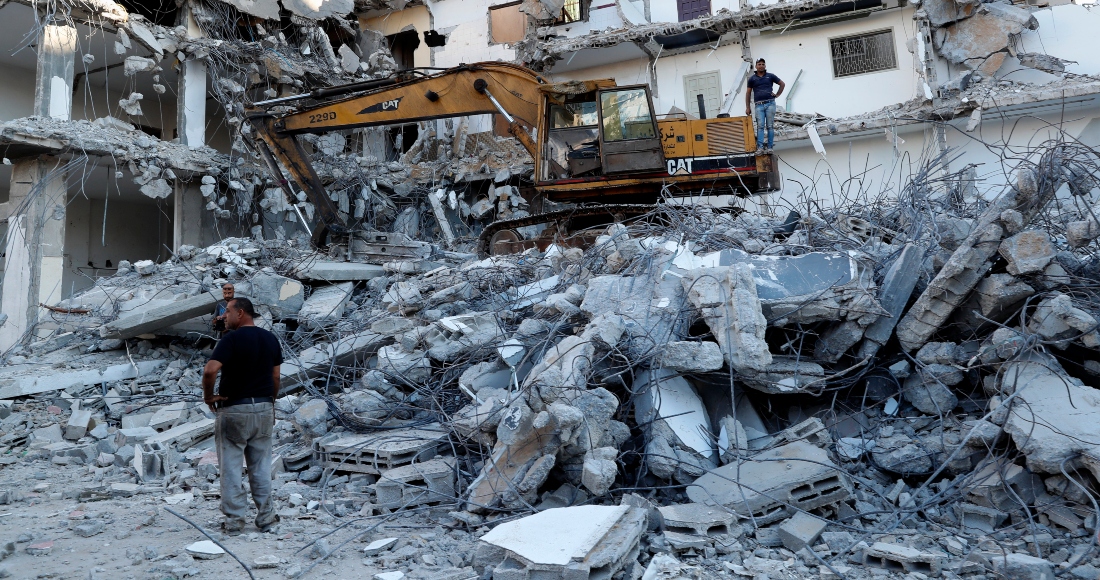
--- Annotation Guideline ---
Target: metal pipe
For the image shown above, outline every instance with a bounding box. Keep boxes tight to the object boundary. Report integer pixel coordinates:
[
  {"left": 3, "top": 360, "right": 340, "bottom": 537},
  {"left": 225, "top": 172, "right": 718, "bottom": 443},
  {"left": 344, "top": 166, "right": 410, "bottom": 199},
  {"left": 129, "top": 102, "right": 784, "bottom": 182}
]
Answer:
[
  {"left": 481, "top": 88, "right": 515, "bottom": 123},
  {"left": 252, "top": 77, "right": 398, "bottom": 107}
]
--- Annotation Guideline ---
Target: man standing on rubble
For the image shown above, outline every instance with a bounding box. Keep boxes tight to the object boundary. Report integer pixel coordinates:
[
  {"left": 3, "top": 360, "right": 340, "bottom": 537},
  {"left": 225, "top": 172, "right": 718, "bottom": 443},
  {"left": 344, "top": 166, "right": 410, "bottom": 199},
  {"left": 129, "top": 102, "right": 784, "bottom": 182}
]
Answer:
[
  {"left": 211, "top": 282, "right": 235, "bottom": 338},
  {"left": 745, "top": 58, "right": 785, "bottom": 153},
  {"left": 202, "top": 297, "right": 283, "bottom": 535}
]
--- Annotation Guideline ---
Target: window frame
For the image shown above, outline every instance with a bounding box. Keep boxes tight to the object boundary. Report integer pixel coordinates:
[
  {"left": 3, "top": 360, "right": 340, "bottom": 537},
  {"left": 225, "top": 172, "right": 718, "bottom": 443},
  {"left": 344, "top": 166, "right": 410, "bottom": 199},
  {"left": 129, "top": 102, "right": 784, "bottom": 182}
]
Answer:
[
  {"left": 554, "top": 0, "right": 590, "bottom": 25},
  {"left": 828, "top": 28, "right": 899, "bottom": 79}
]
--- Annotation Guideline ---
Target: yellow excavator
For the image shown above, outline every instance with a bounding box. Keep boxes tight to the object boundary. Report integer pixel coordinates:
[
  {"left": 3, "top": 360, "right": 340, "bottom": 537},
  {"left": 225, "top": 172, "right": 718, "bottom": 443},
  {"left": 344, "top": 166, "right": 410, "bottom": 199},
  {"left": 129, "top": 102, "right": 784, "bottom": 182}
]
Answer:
[{"left": 246, "top": 62, "right": 779, "bottom": 256}]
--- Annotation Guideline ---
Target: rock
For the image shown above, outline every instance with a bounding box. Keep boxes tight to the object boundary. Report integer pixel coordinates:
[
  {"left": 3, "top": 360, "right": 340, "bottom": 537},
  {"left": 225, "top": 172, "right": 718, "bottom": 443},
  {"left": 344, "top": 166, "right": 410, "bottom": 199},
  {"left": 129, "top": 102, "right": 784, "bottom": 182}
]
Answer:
[
  {"left": 254, "top": 555, "right": 280, "bottom": 568},
  {"left": 133, "top": 260, "right": 156, "bottom": 275},
  {"left": 580, "top": 447, "right": 618, "bottom": 496},
  {"left": 73, "top": 520, "right": 105, "bottom": 537},
  {"left": 294, "top": 399, "right": 330, "bottom": 438},
  {"left": 363, "top": 537, "right": 398, "bottom": 556},
  {"left": 655, "top": 341, "right": 724, "bottom": 373},
  {"left": 248, "top": 272, "right": 306, "bottom": 318},
  {"left": 185, "top": 540, "right": 225, "bottom": 559},
  {"left": 999, "top": 230, "right": 1056, "bottom": 275},
  {"left": 902, "top": 366, "right": 960, "bottom": 415},
  {"left": 777, "top": 511, "right": 828, "bottom": 552},
  {"left": 990, "top": 553, "right": 1056, "bottom": 580}
]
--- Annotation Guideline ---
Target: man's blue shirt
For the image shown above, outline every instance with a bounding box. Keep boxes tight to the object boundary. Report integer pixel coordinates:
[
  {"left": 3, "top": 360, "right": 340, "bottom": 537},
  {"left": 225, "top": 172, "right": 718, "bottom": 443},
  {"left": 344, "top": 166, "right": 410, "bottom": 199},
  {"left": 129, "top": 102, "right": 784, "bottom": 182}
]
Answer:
[{"left": 748, "top": 72, "right": 782, "bottom": 103}]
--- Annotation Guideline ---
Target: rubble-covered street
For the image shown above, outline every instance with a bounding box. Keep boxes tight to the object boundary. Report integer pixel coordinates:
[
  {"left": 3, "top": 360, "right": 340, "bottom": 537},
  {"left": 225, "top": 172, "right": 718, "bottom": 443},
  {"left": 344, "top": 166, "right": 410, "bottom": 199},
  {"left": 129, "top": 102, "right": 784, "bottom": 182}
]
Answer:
[{"left": 2, "top": 132, "right": 1100, "bottom": 580}]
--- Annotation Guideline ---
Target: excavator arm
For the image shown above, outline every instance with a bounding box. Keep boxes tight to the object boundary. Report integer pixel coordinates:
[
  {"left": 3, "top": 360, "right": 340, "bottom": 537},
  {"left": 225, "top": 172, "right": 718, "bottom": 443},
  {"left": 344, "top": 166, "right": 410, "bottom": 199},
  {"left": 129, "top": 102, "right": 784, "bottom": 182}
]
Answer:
[{"left": 246, "top": 62, "right": 546, "bottom": 248}]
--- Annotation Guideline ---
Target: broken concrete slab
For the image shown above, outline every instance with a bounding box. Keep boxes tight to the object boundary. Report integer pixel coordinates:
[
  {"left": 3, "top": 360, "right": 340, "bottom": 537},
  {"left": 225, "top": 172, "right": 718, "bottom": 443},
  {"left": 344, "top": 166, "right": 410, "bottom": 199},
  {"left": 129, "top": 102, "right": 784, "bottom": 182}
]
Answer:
[
  {"left": 298, "top": 282, "right": 354, "bottom": 329},
  {"left": 655, "top": 341, "right": 725, "bottom": 373},
  {"left": 281, "top": 0, "right": 353, "bottom": 19},
  {"left": 64, "top": 409, "right": 93, "bottom": 440},
  {"left": 939, "top": 3, "right": 1038, "bottom": 65},
  {"left": 1001, "top": 352, "right": 1100, "bottom": 482},
  {"left": 634, "top": 369, "right": 716, "bottom": 465},
  {"left": 280, "top": 330, "right": 390, "bottom": 392},
  {"left": 143, "top": 418, "right": 214, "bottom": 451},
  {"left": 99, "top": 293, "right": 219, "bottom": 339},
  {"left": 0, "top": 360, "right": 164, "bottom": 399},
  {"left": 247, "top": 272, "right": 306, "bottom": 318},
  {"left": 999, "top": 230, "right": 1056, "bottom": 275},
  {"left": 475, "top": 505, "right": 646, "bottom": 579},
  {"left": 687, "top": 441, "right": 851, "bottom": 524},
  {"left": 683, "top": 264, "right": 771, "bottom": 372},
  {"left": 858, "top": 243, "right": 923, "bottom": 359},
  {"left": 657, "top": 503, "right": 737, "bottom": 536},
  {"left": 294, "top": 261, "right": 385, "bottom": 282},
  {"left": 738, "top": 357, "right": 825, "bottom": 394},
  {"left": 212, "top": 0, "right": 280, "bottom": 19},
  {"left": 375, "top": 457, "right": 456, "bottom": 508}
]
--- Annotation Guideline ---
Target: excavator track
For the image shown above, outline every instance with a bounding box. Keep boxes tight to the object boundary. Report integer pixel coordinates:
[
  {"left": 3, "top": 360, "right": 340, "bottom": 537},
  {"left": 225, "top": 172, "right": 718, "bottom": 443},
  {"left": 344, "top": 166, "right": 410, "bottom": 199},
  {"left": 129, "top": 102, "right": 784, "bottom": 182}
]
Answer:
[{"left": 477, "top": 204, "right": 661, "bottom": 257}]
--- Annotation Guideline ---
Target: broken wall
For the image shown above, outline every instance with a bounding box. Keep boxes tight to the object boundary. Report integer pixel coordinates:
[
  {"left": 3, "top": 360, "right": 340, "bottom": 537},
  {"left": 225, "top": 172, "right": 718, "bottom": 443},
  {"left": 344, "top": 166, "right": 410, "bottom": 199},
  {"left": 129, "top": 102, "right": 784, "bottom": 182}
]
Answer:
[
  {"left": 359, "top": 5, "right": 434, "bottom": 68},
  {"left": 985, "top": 3, "right": 1100, "bottom": 85}
]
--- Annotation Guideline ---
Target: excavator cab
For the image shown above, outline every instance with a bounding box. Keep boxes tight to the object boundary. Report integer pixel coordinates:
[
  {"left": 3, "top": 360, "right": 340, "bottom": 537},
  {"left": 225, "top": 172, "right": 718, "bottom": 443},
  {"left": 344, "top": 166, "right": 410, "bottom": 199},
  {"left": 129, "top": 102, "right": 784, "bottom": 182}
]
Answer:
[{"left": 541, "top": 85, "right": 664, "bottom": 181}]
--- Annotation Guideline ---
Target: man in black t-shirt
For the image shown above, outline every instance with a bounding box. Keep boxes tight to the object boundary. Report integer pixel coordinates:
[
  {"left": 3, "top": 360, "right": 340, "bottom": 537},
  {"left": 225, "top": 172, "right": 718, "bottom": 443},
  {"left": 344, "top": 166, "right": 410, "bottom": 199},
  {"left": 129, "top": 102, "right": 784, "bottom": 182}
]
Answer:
[
  {"left": 744, "top": 58, "right": 785, "bottom": 153},
  {"left": 202, "top": 297, "right": 283, "bottom": 534}
]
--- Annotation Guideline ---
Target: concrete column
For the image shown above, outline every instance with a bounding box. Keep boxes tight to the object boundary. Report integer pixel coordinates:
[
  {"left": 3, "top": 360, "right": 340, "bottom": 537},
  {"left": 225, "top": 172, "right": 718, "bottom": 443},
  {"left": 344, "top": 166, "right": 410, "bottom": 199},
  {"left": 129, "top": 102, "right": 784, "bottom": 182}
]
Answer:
[
  {"left": 34, "top": 23, "right": 77, "bottom": 120},
  {"left": 0, "top": 157, "right": 68, "bottom": 351},
  {"left": 173, "top": 180, "right": 204, "bottom": 250},
  {"left": 177, "top": 4, "right": 207, "bottom": 148},
  {"left": 173, "top": 3, "right": 207, "bottom": 251}
]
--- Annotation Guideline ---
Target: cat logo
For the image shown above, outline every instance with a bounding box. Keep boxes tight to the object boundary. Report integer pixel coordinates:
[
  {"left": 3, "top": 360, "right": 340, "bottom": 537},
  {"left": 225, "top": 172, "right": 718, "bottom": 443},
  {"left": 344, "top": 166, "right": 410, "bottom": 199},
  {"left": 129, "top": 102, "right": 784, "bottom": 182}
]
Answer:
[
  {"left": 357, "top": 97, "right": 403, "bottom": 115},
  {"left": 666, "top": 158, "right": 693, "bottom": 176}
]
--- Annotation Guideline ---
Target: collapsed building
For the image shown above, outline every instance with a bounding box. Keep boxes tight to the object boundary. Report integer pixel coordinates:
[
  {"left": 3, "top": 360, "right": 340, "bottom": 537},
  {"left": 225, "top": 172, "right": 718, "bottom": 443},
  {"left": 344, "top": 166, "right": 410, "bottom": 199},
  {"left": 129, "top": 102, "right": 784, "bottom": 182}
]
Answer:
[{"left": 1, "top": 0, "right": 1100, "bottom": 578}]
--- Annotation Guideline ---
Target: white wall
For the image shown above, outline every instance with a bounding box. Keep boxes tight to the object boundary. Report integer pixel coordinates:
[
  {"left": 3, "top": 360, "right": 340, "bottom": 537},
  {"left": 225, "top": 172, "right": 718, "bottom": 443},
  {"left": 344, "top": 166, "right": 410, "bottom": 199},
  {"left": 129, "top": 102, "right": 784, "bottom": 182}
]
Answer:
[
  {"left": 993, "top": 4, "right": 1100, "bottom": 85},
  {"left": 749, "top": 7, "right": 918, "bottom": 118},
  {"left": 424, "top": 0, "right": 517, "bottom": 68},
  {"left": 362, "top": 6, "right": 435, "bottom": 68}
]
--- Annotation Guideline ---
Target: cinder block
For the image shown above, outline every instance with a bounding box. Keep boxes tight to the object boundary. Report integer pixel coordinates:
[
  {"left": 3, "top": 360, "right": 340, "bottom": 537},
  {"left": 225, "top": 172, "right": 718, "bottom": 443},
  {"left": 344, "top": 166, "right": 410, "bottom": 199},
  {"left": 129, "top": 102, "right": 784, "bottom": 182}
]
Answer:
[
  {"left": 64, "top": 409, "right": 93, "bottom": 440},
  {"left": 778, "top": 511, "right": 828, "bottom": 552},
  {"left": 862, "top": 542, "right": 943, "bottom": 576},
  {"left": 374, "top": 457, "right": 455, "bottom": 509}
]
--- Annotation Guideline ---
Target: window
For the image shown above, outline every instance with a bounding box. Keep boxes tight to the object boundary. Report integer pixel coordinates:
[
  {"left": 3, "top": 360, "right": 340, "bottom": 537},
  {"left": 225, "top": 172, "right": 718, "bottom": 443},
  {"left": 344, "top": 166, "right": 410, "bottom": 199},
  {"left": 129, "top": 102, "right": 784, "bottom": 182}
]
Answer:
[
  {"left": 555, "top": 0, "right": 588, "bottom": 24},
  {"left": 678, "top": 0, "right": 711, "bottom": 21},
  {"left": 550, "top": 102, "right": 598, "bottom": 128},
  {"left": 490, "top": 2, "right": 527, "bottom": 44},
  {"left": 600, "top": 89, "right": 656, "bottom": 142},
  {"left": 829, "top": 29, "right": 898, "bottom": 78}
]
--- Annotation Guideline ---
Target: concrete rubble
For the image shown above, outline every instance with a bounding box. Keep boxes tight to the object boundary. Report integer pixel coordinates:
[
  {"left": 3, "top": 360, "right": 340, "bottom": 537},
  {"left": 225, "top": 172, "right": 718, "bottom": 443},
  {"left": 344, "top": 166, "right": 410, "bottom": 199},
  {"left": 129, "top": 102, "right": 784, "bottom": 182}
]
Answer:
[
  {"left": 0, "top": 0, "right": 1098, "bottom": 577},
  {"left": 3, "top": 141, "right": 1098, "bottom": 578}
]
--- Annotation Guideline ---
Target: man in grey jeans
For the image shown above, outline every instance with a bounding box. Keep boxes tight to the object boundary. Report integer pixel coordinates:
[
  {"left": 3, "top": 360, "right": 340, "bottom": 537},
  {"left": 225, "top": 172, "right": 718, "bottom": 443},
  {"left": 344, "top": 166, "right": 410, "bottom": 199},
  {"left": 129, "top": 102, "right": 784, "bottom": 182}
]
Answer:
[{"left": 202, "top": 297, "right": 283, "bottom": 534}]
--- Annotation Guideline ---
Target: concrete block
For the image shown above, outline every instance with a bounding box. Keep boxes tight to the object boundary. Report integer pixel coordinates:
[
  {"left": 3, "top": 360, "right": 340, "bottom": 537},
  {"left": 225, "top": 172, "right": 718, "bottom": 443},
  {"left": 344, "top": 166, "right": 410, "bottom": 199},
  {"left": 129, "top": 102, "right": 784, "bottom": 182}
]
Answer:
[
  {"left": 687, "top": 441, "right": 851, "bottom": 524},
  {"left": 298, "top": 282, "right": 354, "bottom": 329},
  {"left": 956, "top": 502, "right": 1007, "bottom": 533},
  {"left": 374, "top": 457, "right": 455, "bottom": 508},
  {"left": 655, "top": 341, "right": 724, "bottom": 373},
  {"left": 64, "top": 410, "right": 93, "bottom": 440},
  {"left": 33, "top": 423, "right": 64, "bottom": 443},
  {"left": 990, "top": 553, "right": 1056, "bottom": 580},
  {"left": 657, "top": 503, "right": 737, "bottom": 536},
  {"left": 777, "top": 511, "right": 828, "bottom": 552},
  {"left": 148, "top": 402, "right": 187, "bottom": 432},
  {"left": 1000, "top": 230, "right": 1056, "bottom": 276},
  {"left": 861, "top": 542, "right": 944, "bottom": 576},
  {"left": 99, "top": 294, "right": 219, "bottom": 340},
  {"left": 117, "top": 427, "right": 158, "bottom": 445},
  {"left": 248, "top": 272, "right": 305, "bottom": 318},
  {"left": 313, "top": 424, "right": 445, "bottom": 475},
  {"left": 121, "top": 413, "right": 153, "bottom": 429}
]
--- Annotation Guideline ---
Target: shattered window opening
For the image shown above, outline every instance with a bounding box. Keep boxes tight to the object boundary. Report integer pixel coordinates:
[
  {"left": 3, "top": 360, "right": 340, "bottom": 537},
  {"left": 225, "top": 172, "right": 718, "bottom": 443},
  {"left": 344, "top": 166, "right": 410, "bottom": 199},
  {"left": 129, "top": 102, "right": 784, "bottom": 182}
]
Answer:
[
  {"left": 829, "top": 28, "right": 898, "bottom": 78},
  {"left": 555, "top": 0, "right": 589, "bottom": 25}
]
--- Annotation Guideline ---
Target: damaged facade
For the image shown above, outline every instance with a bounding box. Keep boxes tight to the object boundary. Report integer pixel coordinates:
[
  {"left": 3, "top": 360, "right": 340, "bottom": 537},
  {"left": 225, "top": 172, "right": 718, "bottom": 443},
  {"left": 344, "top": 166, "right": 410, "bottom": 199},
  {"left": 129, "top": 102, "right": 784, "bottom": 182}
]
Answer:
[{"left": 0, "top": 0, "right": 1099, "bottom": 578}]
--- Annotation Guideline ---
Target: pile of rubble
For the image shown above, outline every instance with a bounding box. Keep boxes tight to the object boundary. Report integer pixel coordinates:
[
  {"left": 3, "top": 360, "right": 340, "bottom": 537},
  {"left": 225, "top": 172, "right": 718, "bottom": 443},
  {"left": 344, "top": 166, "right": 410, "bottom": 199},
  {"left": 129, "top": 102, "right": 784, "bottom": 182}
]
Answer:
[{"left": 2, "top": 140, "right": 1100, "bottom": 580}]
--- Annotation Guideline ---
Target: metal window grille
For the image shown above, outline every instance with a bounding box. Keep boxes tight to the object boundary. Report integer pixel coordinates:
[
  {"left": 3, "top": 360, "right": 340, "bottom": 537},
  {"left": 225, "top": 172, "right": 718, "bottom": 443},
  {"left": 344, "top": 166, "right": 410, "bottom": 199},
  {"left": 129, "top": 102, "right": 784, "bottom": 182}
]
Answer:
[
  {"left": 830, "top": 29, "right": 897, "bottom": 78},
  {"left": 556, "top": 0, "right": 585, "bottom": 24}
]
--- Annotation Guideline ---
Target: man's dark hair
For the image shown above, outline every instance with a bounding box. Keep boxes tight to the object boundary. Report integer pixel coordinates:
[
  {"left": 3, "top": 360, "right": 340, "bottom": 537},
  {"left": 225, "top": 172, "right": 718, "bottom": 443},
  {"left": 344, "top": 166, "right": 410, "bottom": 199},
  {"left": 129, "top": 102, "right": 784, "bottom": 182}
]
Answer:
[
  {"left": 228, "top": 297, "right": 258, "bottom": 318},
  {"left": 756, "top": 58, "right": 766, "bottom": 64}
]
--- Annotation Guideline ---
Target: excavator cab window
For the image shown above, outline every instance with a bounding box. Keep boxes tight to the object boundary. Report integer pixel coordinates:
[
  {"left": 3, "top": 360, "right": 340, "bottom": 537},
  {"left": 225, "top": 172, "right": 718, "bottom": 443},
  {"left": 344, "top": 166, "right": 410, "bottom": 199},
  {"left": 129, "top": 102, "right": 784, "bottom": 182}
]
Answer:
[
  {"left": 545, "top": 92, "right": 602, "bottom": 180},
  {"left": 596, "top": 86, "right": 665, "bottom": 174}
]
